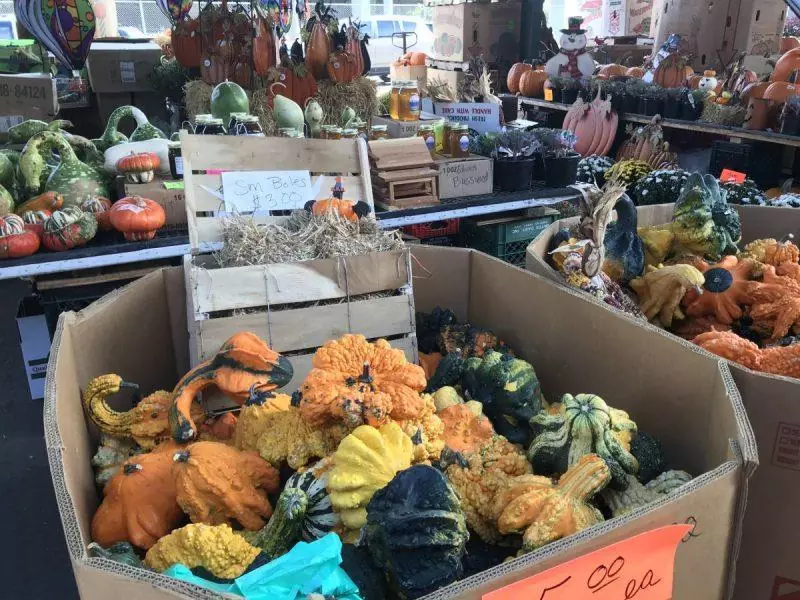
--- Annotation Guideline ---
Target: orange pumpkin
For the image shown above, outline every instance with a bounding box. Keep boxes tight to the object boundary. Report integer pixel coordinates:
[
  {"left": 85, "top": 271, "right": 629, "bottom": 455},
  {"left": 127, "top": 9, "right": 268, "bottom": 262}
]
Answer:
[
  {"left": 763, "top": 81, "right": 799, "bottom": 104},
  {"left": 507, "top": 62, "right": 533, "bottom": 94},
  {"left": 598, "top": 63, "right": 626, "bottom": 78},
  {"left": 109, "top": 196, "right": 166, "bottom": 242},
  {"left": 327, "top": 50, "right": 359, "bottom": 83},
  {"left": 653, "top": 53, "right": 690, "bottom": 88},
  {"left": 272, "top": 63, "right": 319, "bottom": 108},
  {"left": 173, "top": 18, "right": 201, "bottom": 69},
  {"left": 741, "top": 81, "right": 771, "bottom": 103},
  {"left": 625, "top": 66, "right": 645, "bottom": 78},
  {"left": 771, "top": 48, "right": 800, "bottom": 82},
  {"left": 15, "top": 191, "right": 63, "bottom": 216},
  {"left": 519, "top": 68, "right": 548, "bottom": 98},
  {"left": 253, "top": 16, "right": 277, "bottom": 77},
  {"left": 305, "top": 2, "right": 334, "bottom": 80},
  {"left": 781, "top": 36, "right": 800, "bottom": 54},
  {"left": 402, "top": 51, "right": 427, "bottom": 66}
]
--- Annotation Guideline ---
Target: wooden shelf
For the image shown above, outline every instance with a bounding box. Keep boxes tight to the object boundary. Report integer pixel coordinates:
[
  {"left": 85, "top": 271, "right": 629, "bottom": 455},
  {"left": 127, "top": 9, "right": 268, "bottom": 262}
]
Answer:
[{"left": 519, "top": 97, "right": 800, "bottom": 148}]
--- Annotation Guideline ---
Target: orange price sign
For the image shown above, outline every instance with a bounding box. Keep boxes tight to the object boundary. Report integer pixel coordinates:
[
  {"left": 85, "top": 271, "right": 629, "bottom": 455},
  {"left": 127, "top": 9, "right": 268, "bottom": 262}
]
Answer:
[
  {"left": 483, "top": 524, "right": 691, "bottom": 600},
  {"left": 544, "top": 88, "right": 554, "bottom": 102},
  {"left": 720, "top": 169, "right": 746, "bottom": 184}
]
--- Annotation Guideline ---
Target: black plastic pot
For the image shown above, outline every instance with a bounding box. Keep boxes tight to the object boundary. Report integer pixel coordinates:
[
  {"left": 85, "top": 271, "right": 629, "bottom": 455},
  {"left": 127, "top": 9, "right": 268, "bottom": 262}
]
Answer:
[
  {"left": 609, "top": 94, "right": 624, "bottom": 113},
  {"left": 781, "top": 111, "right": 800, "bottom": 136},
  {"left": 662, "top": 100, "right": 680, "bottom": 119},
  {"left": 543, "top": 153, "right": 580, "bottom": 187},
  {"left": 679, "top": 100, "right": 702, "bottom": 121},
  {"left": 494, "top": 158, "right": 535, "bottom": 191},
  {"left": 622, "top": 94, "right": 639, "bottom": 114},
  {"left": 639, "top": 97, "right": 664, "bottom": 117},
  {"left": 550, "top": 88, "right": 563, "bottom": 103},
  {"left": 531, "top": 154, "right": 545, "bottom": 183},
  {"left": 562, "top": 88, "right": 579, "bottom": 104}
]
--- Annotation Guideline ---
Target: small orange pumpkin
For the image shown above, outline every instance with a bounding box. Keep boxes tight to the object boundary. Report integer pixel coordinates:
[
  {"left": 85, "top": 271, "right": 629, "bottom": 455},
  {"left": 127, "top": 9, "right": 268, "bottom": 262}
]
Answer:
[
  {"left": 402, "top": 51, "right": 427, "bottom": 66},
  {"left": 519, "top": 68, "right": 548, "bottom": 98},
  {"left": 625, "top": 66, "right": 645, "bottom": 78},
  {"left": 305, "top": 177, "right": 370, "bottom": 221},
  {"left": 507, "top": 62, "right": 533, "bottom": 94},
  {"left": 598, "top": 63, "right": 626, "bottom": 78},
  {"left": 116, "top": 152, "right": 161, "bottom": 184},
  {"left": 109, "top": 196, "right": 166, "bottom": 242}
]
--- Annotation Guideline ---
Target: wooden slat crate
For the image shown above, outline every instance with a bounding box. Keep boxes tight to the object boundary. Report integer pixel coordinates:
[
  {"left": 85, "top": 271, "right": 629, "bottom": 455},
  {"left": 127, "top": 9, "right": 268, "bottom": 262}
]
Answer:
[
  {"left": 369, "top": 138, "right": 439, "bottom": 210},
  {"left": 181, "top": 133, "right": 418, "bottom": 393}
]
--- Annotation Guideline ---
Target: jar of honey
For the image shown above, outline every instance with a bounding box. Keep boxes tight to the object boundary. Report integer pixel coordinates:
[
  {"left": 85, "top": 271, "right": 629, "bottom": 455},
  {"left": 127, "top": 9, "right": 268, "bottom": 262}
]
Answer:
[
  {"left": 353, "top": 121, "right": 369, "bottom": 139},
  {"left": 326, "top": 127, "right": 343, "bottom": 140},
  {"left": 450, "top": 123, "right": 470, "bottom": 158},
  {"left": 193, "top": 114, "right": 211, "bottom": 134},
  {"left": 342, "top": 128, "right": 358, "bottom": 139},
  {"left": 390, "top": 80, "right": 403, "bottom": 120},
  {"left": 279, "top": 127, "right": 300, "bottom": 137},
  {"left": 370, "top": 125, "right": 389, "bottom": 140},
  {"left": 400, "top": 81, "right": 420, "bottom": 121},
  {"left": 418, "top": 124, "right": 436, "bottom": 156},
  {"left": 227, "top": 112, "right": 247, "bottom": 134},
  {"left": 441, "top": 121, "right": 452, "bottom": 154}
]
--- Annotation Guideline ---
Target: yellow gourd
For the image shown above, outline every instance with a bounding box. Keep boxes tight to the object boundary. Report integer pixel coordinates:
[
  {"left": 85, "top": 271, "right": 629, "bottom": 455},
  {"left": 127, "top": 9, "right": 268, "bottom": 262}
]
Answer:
[
  {"left": 327, "top": 422, "right": 413, "bottom": 531},
  {"left": 233, "top": 393, "right": 292, "bottom": 451},
  {"left": 144, "top": 523, "right": 260, "bottom": 578}
]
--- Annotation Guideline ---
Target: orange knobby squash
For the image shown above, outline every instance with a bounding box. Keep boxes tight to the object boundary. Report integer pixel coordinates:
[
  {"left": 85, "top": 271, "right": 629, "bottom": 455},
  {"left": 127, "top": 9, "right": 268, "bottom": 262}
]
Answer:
[
  {"left": 519, "top": 68, "right": 548, "bottom": 98},
  {"left": 507, "top": 62, "right": 532, "bottom": 94}
]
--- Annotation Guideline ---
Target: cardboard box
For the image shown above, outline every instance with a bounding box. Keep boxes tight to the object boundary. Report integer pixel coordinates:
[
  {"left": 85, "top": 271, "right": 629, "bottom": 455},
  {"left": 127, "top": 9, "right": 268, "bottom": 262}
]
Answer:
[
  {"left": 0, "top": 73, "right": 58, "bottom": 130},
  {"left": 602, "top": 0, "right": 654, "bottom": 37},
  {"left": 87, "top": 42, "right": 162, "bottom": 93},
  {"left": 121, "top": 179, "right": 186, "bottom": 227},
  {"left": 390, "top": 64, "right": 427, "bottom": 88},
  {"left": 436, "top": 154, "right": 493, "bottom": 199},
  {"left": 372, "top": 115, "right": 440, "bottom": 138},
  {"left": 426, "top": 67, "right": 466, "bottom": 94},
  {"left": 430, "top": 0, "right": 522, "bottom": 66},
  {"left": 45, "top": 246, "right": 756, "bottom": 599},
  {"left": 95, "top": 91, "right": 165, "bottom": 126},
  {"left": 526, "top": 203, "right": 800, "bottom": 600}
]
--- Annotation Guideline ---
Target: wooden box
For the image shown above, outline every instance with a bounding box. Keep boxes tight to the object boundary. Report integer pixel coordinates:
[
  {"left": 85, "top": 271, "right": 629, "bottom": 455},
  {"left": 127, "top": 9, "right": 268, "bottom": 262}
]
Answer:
[
  {"left": 181, "top": 134, "right": 418, "bottom": 392},
  {"left": 118, "top": 177, "right": 186, "bottom": 227}
]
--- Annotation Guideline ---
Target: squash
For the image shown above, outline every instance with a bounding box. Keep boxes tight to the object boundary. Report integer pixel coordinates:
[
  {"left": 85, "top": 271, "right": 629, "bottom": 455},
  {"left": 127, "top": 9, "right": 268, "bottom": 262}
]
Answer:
[
  {"left": 629, "top": 264, "right": 705, "bottom": 327},
  {"left": 693, "top": 330, "right": 800, "bottom": 378},
  {"left": 91, "top": 434, "right": 138, "bottom": 488},
  {"left": 438, "top": 322, "right": 508, "bottom": 358},
  {"left": 397, "top": 393, "right": 445, "bottom": 464},
  {"left": 42, "top": 206, "right": 97, "bottom": 251},
  {"left": 80, "top": 197, "right": 113, "bottom": 232},
  {"left": 305, "top": 0, "right": 335, "bottom": 79},
  {"left": 438, "top": 403, "right": 494, "bottom": 454},
  {"left": 741, "top": 236, "right": 800, "bottom": 266},
  {"left": 602, "top": 194, "right": 645, "bottom": 283},
  {"left": 432, "top": 385, "right": 463, "bottom": 412},
  {"left": 763, "top": 81, "right": 798, "bottom": 104},
  {"left": 270, "top": 81, "right": 306, "bottom": 131},
  {"left": 84, "top": 374, "right": 205, "bottom": 450},
  {"left": 14, "top": 191, "right": 63, "bottom": 215},
  {"left": 297, "top": 334, "right": 427, "bottom": 428},
  {"left": 169, "top": 331, "right": 293, "bottom": 443},
  {"left": 626, "top": 66, "right": 645, "bottom": 78},
  {"left": 255, "top": 407, "right": 350, "bottom": 469},
  {"left": 341, "top": 545, "right": 389, "bottom": 600},
  {"left": 115, "top": 152, "right": 160, "bottom": 184},
  {"left": 771, "top": 47, "right": 800, "bottom": 82},
  {"left": 507, "top": 62, "right": 532, "bottom": 93},
  {"left": 629, "top": 431, "right": 668, "bottom": 483},
  {"left": 108, "top": 196, "right": 166, "bottom": 242},
  {"left": 91, "top": 449, "right": 183, "bottom": 550},
  {"left": 529, "top": 393, "right": 639, "bottom": 489},
  {"left": 749, "top": 265, "right": 800, "bottom": 340},
  {"left": 0, "top": 214, "right": 39, "bottom": 259},
  {"left": 305, "top": 177, "right": 370, "bottom": 220},
  {"left": 104, "top": 138, "right": 171, "bottom": 176},
  {"left": 681, "top": 257, "right": 758, "bottom": 325},
  {"left": 246, "top": 487, "right": 308, "bottom": 560},
  {"left": 283, "top": 460, "right": 340, "bottom": 541},
  {"left": 145, "top": 523, "right": 260, "bottom": 578},
  {"left": 424, "top": 352, "right": 464, "bottom": 393},
  {"left": 494, "top": 454, "right": 610, "bottom": 551},
  {"left": 599, "top": 63, "right": 626, "bottom": 78},
  {"left": 653, "top": 53, "right": 690, "bottom": 88},
  {"left": 87, "top": 542, "right": 143, "bottom": 568},
  {"left": 92, "top": 106, "right": 166, "bottom": 153},
  {"left": 462, "top": 349, "right": 545, "bottom": 445},
  {"left": 327, "top": 422, "right": 413, "bottom": 532},
  {"left": 364, "top": 465, "right": 468, "bottom": 599},
  {"left": 172, "top": 441, "right": 281, "bottom": 530},
  {"left": 233, "top": 391, "right": 292, "bottom": 452},
  {"left": 518, "top": 68, "right": 548, "bottom": 98},
  {"left": 601, "top": 470, "right": 692, "bottom": 517}
]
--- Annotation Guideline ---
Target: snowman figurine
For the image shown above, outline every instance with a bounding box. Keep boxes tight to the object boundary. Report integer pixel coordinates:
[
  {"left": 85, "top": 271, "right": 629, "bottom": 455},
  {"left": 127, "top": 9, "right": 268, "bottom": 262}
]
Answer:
[
  {"left": 545, "top": 17, "right": 594, "bottom": 80},
  {"left": 697, "top": 70, "right": 718, "bottom": 94}
]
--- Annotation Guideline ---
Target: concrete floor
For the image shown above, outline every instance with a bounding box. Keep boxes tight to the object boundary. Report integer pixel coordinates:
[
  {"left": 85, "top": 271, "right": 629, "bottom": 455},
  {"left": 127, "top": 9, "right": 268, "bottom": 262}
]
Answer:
[{"left": 1, "top": 278, "right": 79, "bottom": 599}]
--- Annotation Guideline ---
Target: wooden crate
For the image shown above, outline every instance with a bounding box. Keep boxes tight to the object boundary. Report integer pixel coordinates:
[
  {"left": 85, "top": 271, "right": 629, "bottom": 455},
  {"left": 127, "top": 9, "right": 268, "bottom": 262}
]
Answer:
[
  {"left": 369, "top": 138, "right": 439, "bottom": 209},
  {"left": 181, "top": 133, "right": 417, "bottom": 392}
]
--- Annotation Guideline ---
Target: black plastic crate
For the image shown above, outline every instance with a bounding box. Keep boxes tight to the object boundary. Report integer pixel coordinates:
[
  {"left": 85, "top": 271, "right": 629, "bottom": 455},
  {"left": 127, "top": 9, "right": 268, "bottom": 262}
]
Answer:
[{"left": 709, "top": 141, "right": 782, "bottom": 190}]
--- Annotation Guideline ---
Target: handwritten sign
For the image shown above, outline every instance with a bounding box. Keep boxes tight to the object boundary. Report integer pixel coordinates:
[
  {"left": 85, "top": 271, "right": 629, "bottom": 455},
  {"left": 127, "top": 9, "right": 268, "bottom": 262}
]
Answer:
[
  {"left": 719, "top": 169, "right": 746, "bottom": 184},
  {"left": 433, "top": 102, "right": 501, "bottom": 134},
  {"left": 483, "top": 524, "right": 691, "bottom": 600},
  {"left": 221, "top": 170, "right": 314, "bottom": 212}
]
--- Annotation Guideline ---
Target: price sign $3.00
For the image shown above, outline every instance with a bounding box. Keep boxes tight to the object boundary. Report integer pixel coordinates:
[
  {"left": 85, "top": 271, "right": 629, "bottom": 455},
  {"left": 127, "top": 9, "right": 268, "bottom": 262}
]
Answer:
[{"left": 483, "top": 524, "right": 692, "bottom": 600}]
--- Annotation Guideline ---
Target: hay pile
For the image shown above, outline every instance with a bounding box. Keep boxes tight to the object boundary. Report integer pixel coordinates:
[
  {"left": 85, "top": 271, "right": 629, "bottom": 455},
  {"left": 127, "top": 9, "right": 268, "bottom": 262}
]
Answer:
[
  {"left": 700, "top": 102, "right": 747, "bottom": 127},
  {"left": 214, "top": 210, "right": 404, "bottom": 268}
]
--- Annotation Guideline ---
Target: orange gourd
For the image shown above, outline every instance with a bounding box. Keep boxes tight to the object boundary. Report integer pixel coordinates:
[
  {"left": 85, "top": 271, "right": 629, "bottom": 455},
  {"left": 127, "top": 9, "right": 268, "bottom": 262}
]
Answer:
[
  {"left": 741, "top": 237, "right": 800, "bottom": 266},
  {"left": 109, "top": 196, "right": 166, "bottom": 241},
  {"left": 682, "top": 256, "right": 759, "bottom": 325},
  {"left": 14, "top": 191, "right": 63, "bottom": 216},
  {"left": 402, "top": 51, "right": 427, "bottom": 66},
  {"left": 694, "top": 330, "right": 800, "bottom": 378},
  {"left": 749, "top": 265, "right": 800, "bottom": 340},
  {"left": 253, "top": 16, "right": 277, "bottom": 77},
  {"left": 763, "top": 81, "right": 798, "bottom": 104},
  {"left": 771, "top": 48, "right": 800, "bottom": 82},
  {"left": 507, "top": 62, "right": 532, "bottom": 94},
  {"left": 438, "top": 403, "right": 494, "bottom": 453},
  {"left": 519, "top": 69, "right": 548, "bottom": 98},
  {"left": 626, "top": 66, "right": 645, "bottom": 78},
  {"left": 599, "top": 63, "right": 626, "bottom": 78}
]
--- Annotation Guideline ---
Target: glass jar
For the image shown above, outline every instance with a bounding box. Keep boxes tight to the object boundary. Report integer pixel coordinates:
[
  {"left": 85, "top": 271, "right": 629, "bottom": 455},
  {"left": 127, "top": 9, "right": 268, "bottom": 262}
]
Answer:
[
  {"left": 202, "top": 118, "right": 226, "bottom": 135},
  {"left": 353, "top": 120, "right": 368, "bottom": 139},
  {"left": 441, "top": 120, "right": 452, "bottom": 154},
  {"left": 326, "top": 127, "right": 343, "bottom": 140},
  {"left": 450, "top": 124, "right": 470, "bottom": 158},
  {"left": 227, "top": 112, "right": 247, "bottom": 134},
  {"left": 236, "top": 115, "right": 265, "bottom": 136},
  {"left": 168, "top": 141, "right": 183, "bottom": 179},
  {"left": 418, "top": 124, "right": 436, "bottom": 156},
  {"left": 278, "top": 127, "right": 300, "bottom": 137},
  {"left": 370, "top": 125, "right": 389, "bottom": 140},
  {"left": 390, "top": 80, "right": 403, "bottom": 120},
  {"left": 193, "top": 114, "right": 211, "bottom": 134},
  {"left": 400, "top": 80, "right": 420, "bottom": 121},
  {"left": 342, "top": 128, "right": 358, "bottom": 139}
]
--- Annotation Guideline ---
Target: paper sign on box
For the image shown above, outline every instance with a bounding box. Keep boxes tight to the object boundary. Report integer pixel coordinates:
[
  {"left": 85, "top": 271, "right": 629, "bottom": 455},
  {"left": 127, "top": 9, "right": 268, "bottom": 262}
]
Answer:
[
  {"left": 433, "top": 102, "right": 501, "bottom": 134},
  {"left": 221, "top": 170, "right": 319, "bottom": 212}
]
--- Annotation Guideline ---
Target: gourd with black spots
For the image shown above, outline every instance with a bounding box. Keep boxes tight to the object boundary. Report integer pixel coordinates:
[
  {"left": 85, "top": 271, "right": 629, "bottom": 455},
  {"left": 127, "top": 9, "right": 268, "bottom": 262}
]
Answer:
[{"left": 92, "top": 106, "right": 166, "bottom": 152}]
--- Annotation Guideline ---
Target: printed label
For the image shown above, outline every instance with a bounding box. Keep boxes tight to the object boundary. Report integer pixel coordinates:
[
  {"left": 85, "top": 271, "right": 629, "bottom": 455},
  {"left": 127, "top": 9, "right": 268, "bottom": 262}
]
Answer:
[
  {"left": 409, "top": 94, "right": 421, "bottom": 114},
  {"left": 120, "top": 60, "right": 136, "bottom": 83},
  {"left": 174, "top": 156, "right": 184, "bottom": 176},
  {"left": 115, "top": 203, "right": 145, "bottom": 214},
  {"left": 544, "top": 88, "right": 554, "bottom": 101},
  {"left": 459, "top": 134, "right": 469, "bottom": 152},
  {"left": 772, "top": 422, "right": 800, "bottom": 471},
  {"left": 424, "top": 135, "right": 435, "bottom": 150}
]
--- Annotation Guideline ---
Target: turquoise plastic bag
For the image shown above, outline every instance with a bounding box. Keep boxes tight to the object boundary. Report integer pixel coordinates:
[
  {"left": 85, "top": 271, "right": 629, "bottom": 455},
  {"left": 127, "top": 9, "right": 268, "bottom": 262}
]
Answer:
[{"left": 163, "top": 533, "right": 361, "bottom": 600}]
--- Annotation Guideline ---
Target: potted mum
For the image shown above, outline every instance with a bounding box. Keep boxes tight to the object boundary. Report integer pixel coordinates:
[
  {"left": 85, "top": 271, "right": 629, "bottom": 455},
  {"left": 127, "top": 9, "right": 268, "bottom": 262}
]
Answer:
[
  {"left": 491, "top": 130, "right": 541, "bottom": 192},
  {"left": 623, "top": 78, "right": 647, "bottom": 114},
  {"left": 561, "top": 77, "right": 583, "bottom": 105},
  {"left": 536, "top": 128, "right": 580, "bottom": 187},
  {"left": 663, "top": 87, "right": 686, "bottom": 119},
  {"left": 680, "top": 89, "right": 706, "bottom": 121},
  {"left": 639, "top": 84, "right": 666, "bottom": 117}
]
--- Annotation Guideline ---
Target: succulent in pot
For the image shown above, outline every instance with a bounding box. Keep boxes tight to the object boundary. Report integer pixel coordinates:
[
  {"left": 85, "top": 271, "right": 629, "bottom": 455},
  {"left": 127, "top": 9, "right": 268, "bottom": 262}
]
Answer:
[
  {"left": 109, "top": 196, "right": 166, "bottom": 241},
  {"left": 0, "top": 214, "right": 40, "bottom": 259},
  {"left": 42, "top": 206, "right": 98, "bottom": 251},
  {"left": 491, "top": 130, "right": 541, "bottom": 192},
  {"left": 116, "top": 152, "right": 161, "bottom": 183}
]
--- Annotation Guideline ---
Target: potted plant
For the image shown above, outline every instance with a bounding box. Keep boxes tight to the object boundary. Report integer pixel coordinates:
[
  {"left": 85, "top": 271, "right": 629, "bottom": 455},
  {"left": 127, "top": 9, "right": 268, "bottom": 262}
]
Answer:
[
  {"left": 536, "top": 128, "right": 580, "bottom": 187},
  {"left": 680, "top": 89, "right": 706, "bottom": 121},
  {"left": 639, "top": 84, "right": 666, "bottom": 116},
  {"left": 491, "top": 130, "right": 541, "bottom": 192},
  {"left": 545, "top": 76, "right": 566, "bottom": 103},
  {"left": 781, "top": 96, "right": 800, "bottom": 135},
  {"left": 607, "top": 79, "right": 626, "bottom": 113},
  {"left": 623, "top": 78, "right": 647, "bottom": 113},
  {"left": 561, "top": 77, "right": 582, "bottom": 105},
  {"left": 663, "top": 87, "right": 686, "bottom": 119}
]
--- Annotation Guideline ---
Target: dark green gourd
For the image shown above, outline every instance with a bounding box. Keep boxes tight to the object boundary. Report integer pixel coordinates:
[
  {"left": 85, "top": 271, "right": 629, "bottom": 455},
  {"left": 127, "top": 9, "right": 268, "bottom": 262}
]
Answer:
[
  {"left": 603, "top": 193, "right": 645, "bottom": 284},
  {"left": 249, "top": 487, "right": 307, "bottom": 560}
]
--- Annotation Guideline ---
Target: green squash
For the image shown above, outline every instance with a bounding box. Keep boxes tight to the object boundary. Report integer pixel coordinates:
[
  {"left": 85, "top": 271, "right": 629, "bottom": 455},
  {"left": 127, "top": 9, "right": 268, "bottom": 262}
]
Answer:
[
  {"left": 248, "top": 487, "right": 307, "bottom": 560},
  {"left": 529, "top": 393, "right": 639, "bottom": 489},
  {"left": 424, "top": 351, "right": 464, "bottom": 393},
  {"left": 0, "top": 184, "right": 14, "bottom": 215},
  {"left": 92, "top": 106, "right": 166, "bottom": 152},
  {"left": 601, "top": 470, "right": 692, "bottom": 517},
  {"left": 87, "top": 541, "right": 143, "bottom": 568},
  {"left": 416, "top": 307, "right": 458, "bottom": 354},
  {"left": 211, "top": 80, "right": 250, "bottom": 125},
  {"left": 603, "top": 194, "right": 644, "bottom": 284},
  {"left": 0, "top": 153, "right": 14, "bottom": 189},
  {"left": 365, "top": 465, "right": 468, "bottom": 599},
  {"left": 630, "top": 431, "right": 668, "bottom": 483},
  {"left": 462, "top": 350, "right": 545, "bottom": 445},
  {"left": 341, "top": 545, "right": 388, "bottom": 600},
  {"left": 91, "top": 434, "right": 139, "bottom": 488},
  {"left": 283, "top": 461, "right": 340, "bottom": 541},
  {"left": 7, "top": 118, "right": 72, "bottom": 144}
]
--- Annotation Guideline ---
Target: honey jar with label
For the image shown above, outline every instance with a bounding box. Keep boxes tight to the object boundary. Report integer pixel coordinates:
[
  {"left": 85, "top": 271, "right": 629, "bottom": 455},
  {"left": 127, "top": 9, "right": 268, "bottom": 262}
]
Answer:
[
  {"left": 370, "top": 125, "right": 389, "bottom": 140},
  {"left": 390, "top": 80, "right": 403, "bottom": 120},
  {"left": 441, "top": 120, "right": 452, "bottom": 154},
  {"left": 399, "top": 80, "right": 421, "bottom": 121},
  {"left": 418, "top": 124, "right": 436, "bottom": 156},
  {"left": 450, "top": 123, "right": 470, "bottom": 158}
]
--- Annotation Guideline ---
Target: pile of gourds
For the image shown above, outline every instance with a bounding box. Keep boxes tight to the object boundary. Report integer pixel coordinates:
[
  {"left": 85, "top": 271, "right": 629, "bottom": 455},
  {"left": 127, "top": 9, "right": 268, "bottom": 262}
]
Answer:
[
  {"left": 0, "top": 109, "right": 170, "bottom": 258},
  {"left": 548, "top": 172, "right": 800, "bottom": 379},
  {"left": 85, "top": 324, "right": 693, "bottom": 598}
]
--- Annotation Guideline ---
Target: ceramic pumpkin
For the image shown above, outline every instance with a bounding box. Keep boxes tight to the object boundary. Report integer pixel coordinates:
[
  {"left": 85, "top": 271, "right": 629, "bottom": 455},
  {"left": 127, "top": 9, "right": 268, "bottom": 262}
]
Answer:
[
  {"left": 108, "top": 196, "right": 166, "bottom": 241},
  {"left": 253, "top": 16, "right": 277, "bottom": 77},
  {"left": 519, "top": 68, "right": 548, "bottom": 98},
  {"left": 0, "top": 214, "right": 39, "bottom": 259},
  {"left": 173, "top": 18, "right": 202, "bottom": 68},
  {"left": 507, "top": 62, "right": 532, "bottom": 93},
  {"left": 771, "top": 47, "right": 800, "bottom": 82}
]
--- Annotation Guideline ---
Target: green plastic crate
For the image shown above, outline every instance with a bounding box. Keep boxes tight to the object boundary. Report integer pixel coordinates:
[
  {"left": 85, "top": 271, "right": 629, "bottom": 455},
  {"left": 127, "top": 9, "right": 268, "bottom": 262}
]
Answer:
[{"left": 463, "top": 215, "right": 555, "bottom": 266}]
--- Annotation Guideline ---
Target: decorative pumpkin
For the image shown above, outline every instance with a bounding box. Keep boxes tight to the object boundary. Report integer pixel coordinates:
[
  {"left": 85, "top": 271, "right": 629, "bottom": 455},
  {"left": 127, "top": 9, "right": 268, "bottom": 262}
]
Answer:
[
  {"left": 0, "top": 214, "right": 39, "bottom": 259},
  {"left": 629, "top": 264, "right": 705, "bottom": 327},
  {"left": 91, "top": 434, "right": 138, "bottom": 488},
  {"left": 438, "top": 403, "right": 494, "bottom": 454},
  {"left": 297, "top": 334, "right": 427, "bottom": 428},
  {"left": 444, "top": 435, "right": 531, "bottom": 543},
  {"left": 271, "top": 62, "right": 319, "bottom": 109},
  {"left": 172, "top": 441, "right": 281, "bottom": 530},
  {"left": 529, "top": 393, "right": 639, "bottom": 489},
  {"left": 304, "top": 178, "right": 371, "bottom": 221},
  {"left": 741, "top": 236, "right": 800, "bottom": 266},
  {"left": 327, "top": 422, "right": 413, "bottom": 531},
  {"left": 169, "top": 332, "right": 292, "bottom": 443},
  {"left": 681, "top": 256, "right": 758, "bottom": 325},
  {"left": 741, "top": 81, "right": 771, "bottom": 104},
  {"left": 91, "top": 450, "right": 183, "bottom": 550},
  {"left": 771, "top": 47, "right": 800, "bottom": 82},
  {"left": 397, "top": 392, "right": 445, "bottom": 463},
  {"left": 145, "top": 523, "right": 260, "bottom": 578},
  {"left": 42, "top": 206, "right": 97, "bottom": 252},
  {"left": 763, "top": 81, "right": 798, "bottom": 104},
  {"left": 255, "top": 407, "right": 350, "bottom": 469},
  {"left": 201, "top": 53, "right": 227, "bottom": 86},
  {"left": 598, "top": 63, "right": 626, "bottom": 78},
  {"left": 603, "top": 194, "right": 645, "bottom": 283},
  {"left": 84, "top": 374, "right": 205, "bottom": 450},
  {"left": 365, "top": 465, "right": 468, "bottom": 599},
  {"left": 233, "top": 390, "right": 292, "bottom": 452},
  {"left": 507, "top": 62, "right": 532, "bottom": 93},
  {"left": 283, "top": 460, "right": 339, "bottom": 541},
  {"left": 173, "top": 18, "right": 202, "bottom": 68},
  {"left": 327, "top": 30, "right": 359, "bottom": 83},
  {"left": 401, "top": 51, "right": 426, "bottom": 66},
  {"left": 653, "top": 53, "right": 691, "bottom": 88},
  {"left": 781, "top": 36, "right": 800, "bottom": 54},
  {"left": 345, "top": 22, "right": 365, "bottom": 77},
  {"left": 494, "top": 454, "right": 610, "bottom": 551},
  {"left": 693, "top": 330, "right": 800, "bottom": 378},
  {"left": 601, "top": 470, "right": 692, "bottom": 517},
  {"left": 116, "top": 152, "right": 160, "bottom": 183},
  {"left": 247, "top": 486, "right": 308, "bottom": 560},
  {"left": 253, "top": 16, "right": 277, "bottom": 76},
  {"left": 14, "top": 191, "right": 63, "bottom": 215},
  {"left": 80, "top": 197, "right": 113, "bottom": 231},
  {"left": 626, "top": 66, "right": 645, "bottom": 78},
  {"left": 108, "top": 196, "right": 166, "bottom": 242},
  {"left": 749, "top": 265, "right": 800, "bottom": 340},
  {"left": 462, "top": 349, "right": 545, "bottom": 445},
  {"left": 305, "top": 0, "right": 335, "bottom": 80}
]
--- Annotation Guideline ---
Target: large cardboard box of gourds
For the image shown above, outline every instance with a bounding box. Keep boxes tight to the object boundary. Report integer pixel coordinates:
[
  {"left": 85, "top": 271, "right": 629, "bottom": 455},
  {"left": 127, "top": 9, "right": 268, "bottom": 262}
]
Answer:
[
  {"left": 526, "top": 203, "right": 800, "bottom": 600},
  {"left": 45, "top": 244, "right": 756, "bottom": 599}
]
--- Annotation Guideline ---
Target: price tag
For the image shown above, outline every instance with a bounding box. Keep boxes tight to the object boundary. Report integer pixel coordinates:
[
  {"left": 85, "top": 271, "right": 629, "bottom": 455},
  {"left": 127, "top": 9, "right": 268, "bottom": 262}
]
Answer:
[
  {"left": 221, "top": 170, "right": 318, "bottom": 212},
  {"left": 483, "top": 524, "right": 691, "bottom": 600},
  {"left": 720, "top": 169, "right": 746, "bottom": 184},
  {"left": 544, "top": 88, "right": 554, "bottom": 102}
]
